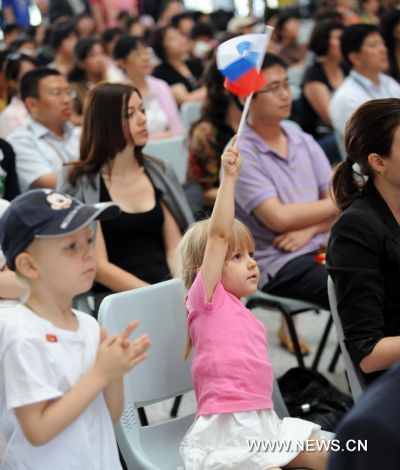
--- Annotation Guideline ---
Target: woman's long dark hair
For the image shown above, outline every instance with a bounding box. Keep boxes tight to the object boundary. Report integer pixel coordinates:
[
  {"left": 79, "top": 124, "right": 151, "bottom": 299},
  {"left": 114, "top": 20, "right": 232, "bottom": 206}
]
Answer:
[
  {"left": 68, "top": 82, "right": 143, "bottom": 187},
  {"left": 68, "top": 36, "right": 105, "bottom": 82},
  {"left": 192, "top": 55, "right": 235, "bottom": 158},
  {"left": 331, "top": 98, "right": 400, "bottom": 211},
  {"left": 150, "top": 25, "right": 172, "bottom": 63}
]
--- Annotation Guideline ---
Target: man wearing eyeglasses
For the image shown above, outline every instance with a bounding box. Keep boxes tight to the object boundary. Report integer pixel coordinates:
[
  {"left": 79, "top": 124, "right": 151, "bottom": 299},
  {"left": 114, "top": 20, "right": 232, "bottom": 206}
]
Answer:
[
  {"left": 7, "top": 67, "right": 80, "bottom": 192},
  {"left": 234, "top": 53, "right": 337, "bottom": 354},
  {"left": 329, "top": 24, "right": 400, "bottom": 152}
]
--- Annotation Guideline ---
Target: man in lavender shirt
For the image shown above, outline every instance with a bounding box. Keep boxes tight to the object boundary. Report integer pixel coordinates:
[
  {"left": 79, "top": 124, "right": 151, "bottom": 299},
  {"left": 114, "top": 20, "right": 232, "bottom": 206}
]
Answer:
[{"left": 235, "top": 53, "right": 337, "bottom": 352}]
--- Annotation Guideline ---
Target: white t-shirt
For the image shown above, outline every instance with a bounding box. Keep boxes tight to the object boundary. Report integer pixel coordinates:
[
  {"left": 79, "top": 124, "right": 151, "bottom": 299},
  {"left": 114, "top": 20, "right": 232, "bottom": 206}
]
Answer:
[
  {"left": 328, "top": 70, "right": 400, "bottom": 139},
  {"left": 7, "top": 118, "right": 81, "bottom": 192},
  {"left": 143, "top": 92, "right": 169, "bottom": 135},
  {"left": 0, "top": 305, "right": 122, "bottom": 470}
]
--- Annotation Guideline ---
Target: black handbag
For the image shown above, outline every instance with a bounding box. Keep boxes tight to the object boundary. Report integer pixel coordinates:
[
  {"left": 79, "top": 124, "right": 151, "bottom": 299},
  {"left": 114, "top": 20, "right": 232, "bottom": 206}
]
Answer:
[{"left": 278, "top": 367, "right": 354, "bottom": 432}]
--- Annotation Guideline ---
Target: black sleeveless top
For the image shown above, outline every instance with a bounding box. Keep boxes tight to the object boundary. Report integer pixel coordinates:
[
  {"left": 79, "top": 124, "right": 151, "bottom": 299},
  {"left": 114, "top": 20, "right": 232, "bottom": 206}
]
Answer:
[
  {"left": 299, "top": 61, "right": 349, "bottom": 138},
  {"left": 93, "top": 175, "right": 171, "bottom": 293}
]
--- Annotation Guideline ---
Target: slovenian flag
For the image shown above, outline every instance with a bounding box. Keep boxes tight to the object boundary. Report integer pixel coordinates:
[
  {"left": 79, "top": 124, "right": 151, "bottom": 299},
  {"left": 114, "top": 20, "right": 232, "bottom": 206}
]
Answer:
[{"left": 216, "top": 30, "right": 272, "bottom": 97}]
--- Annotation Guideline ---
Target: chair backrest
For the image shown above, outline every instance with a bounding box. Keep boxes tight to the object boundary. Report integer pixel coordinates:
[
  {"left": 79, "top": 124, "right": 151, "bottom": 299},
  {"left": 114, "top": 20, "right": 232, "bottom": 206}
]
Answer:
[
  {"left": 334, "top": 129, "right": 346, "bottom": 160},
  {"left": 180, "top": 100, "right": 202, "bottom": 132},
  {"left": 298, "top": 19, "right": 315, "bottom": 45},
  {"left": 143, "top": 136, "right": 188, "bottom": 184},
  {"left": 99, "top": 278, "right": 192, "bottom": 406},
  {"left": 327, "top": 276, "right": 366, "bottom": 401},
  {"left": 73, "top": 293, "right": 94, "bottom": 316},
  {"left": 287, "top": 66, "right": 305, "bottom": 88},
  {"left": 289, "top": 84, "right": 301, "bottom": 100},
  {"left": 98, "top": 279, "right": 194, "bottom": 469}
]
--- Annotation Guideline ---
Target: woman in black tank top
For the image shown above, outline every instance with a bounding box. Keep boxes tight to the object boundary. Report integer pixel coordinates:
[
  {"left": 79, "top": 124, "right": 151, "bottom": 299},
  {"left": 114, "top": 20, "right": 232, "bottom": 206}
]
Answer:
[{"left": 64, "top": 83, "right": 188, "bottom": 310}]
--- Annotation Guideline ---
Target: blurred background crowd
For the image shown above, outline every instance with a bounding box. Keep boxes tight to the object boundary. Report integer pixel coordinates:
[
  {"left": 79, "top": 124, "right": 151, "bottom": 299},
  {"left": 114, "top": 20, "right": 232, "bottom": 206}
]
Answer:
[
  {"left": 1, "top": 0, "right": 400, "bottom": 192},
  {"left": 1, "top": 0, "right": 400, "bottom": 357}
]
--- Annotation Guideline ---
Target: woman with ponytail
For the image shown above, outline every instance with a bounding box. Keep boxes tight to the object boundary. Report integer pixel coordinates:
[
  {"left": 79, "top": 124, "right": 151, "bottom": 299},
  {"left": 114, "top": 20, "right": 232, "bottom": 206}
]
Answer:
[{"left": 327, "top": 98, "right": 400, "bottom": 384}]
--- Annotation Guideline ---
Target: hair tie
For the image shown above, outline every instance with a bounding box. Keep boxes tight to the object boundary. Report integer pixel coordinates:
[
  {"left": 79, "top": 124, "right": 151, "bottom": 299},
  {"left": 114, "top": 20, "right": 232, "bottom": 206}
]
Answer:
[{"left": 346, "top": 156, "right": 354, "bottom": 165}]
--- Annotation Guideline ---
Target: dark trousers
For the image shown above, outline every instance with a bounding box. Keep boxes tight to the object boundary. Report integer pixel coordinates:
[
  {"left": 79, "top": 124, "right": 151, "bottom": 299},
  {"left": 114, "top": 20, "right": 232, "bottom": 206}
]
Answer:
[
  {"left": 317, "top": 132, "right": 342, "bottom": 166},
  {"left": 262, "top": 252, "right": 329, "bottom": 310}
]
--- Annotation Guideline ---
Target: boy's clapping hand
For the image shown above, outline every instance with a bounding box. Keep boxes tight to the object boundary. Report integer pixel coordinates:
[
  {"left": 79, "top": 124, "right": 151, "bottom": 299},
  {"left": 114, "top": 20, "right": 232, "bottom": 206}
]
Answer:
[
  {"left": 97, "top": 322, "right": 151, "bottom": 383},
  {"left": 119, "top": 320, "right": 151, "bottom": 367}
]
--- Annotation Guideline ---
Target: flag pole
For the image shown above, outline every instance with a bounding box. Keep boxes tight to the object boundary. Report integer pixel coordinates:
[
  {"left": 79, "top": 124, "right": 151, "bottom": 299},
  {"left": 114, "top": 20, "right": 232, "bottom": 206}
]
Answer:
[
  {"left": 237, "top": 92, "right": 253, "bottom": 139},
  {"left": 236, "top": 25, "right": 273, "bottom": 140}
]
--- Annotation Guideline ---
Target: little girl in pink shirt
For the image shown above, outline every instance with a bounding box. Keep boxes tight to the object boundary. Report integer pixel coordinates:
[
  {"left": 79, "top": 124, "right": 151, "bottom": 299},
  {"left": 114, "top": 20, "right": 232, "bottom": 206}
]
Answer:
[{"left": 177, "top": 137, "right": 329, "bottom": 469}]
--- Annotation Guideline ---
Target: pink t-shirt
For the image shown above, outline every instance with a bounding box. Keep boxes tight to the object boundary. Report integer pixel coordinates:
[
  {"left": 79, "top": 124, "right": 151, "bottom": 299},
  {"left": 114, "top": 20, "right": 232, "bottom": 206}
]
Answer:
[
  {"left": 89, "top": 0, "right": 137, "bottom": 27},
  {"left": 187, "top": 270, "right": 274, "bottom": 418}
]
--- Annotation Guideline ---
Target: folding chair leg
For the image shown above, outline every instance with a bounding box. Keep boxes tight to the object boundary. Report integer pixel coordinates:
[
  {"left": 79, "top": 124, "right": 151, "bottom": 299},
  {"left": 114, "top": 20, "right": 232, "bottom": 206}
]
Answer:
[
  {"left": 311, "top": 315, "right": 333, "bottom": 371},
  {"left": 281, "top": 307, "right": 305, "bottom": 368},
  {"left": 328, "top": 343, "right": 341, "bottom": 373},
  {"left": 170, "top": 395, "right": 183, "bottom": 418}
]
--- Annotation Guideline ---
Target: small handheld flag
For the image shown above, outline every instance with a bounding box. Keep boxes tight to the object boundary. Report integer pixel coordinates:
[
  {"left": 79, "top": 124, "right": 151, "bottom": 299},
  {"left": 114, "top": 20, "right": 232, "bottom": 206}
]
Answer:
[
  {"left": 216, "top": 27, "right": 273, "bottom": 137},
  {"left": 216, "top": 29, "right": 273, "bottom": 97}
]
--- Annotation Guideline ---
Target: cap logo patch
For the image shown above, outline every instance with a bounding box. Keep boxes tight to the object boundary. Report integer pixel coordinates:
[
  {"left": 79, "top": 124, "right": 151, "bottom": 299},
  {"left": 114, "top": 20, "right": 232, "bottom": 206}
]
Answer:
[{"left": 46, "top": 193, "right": 72, "bottom": 211}]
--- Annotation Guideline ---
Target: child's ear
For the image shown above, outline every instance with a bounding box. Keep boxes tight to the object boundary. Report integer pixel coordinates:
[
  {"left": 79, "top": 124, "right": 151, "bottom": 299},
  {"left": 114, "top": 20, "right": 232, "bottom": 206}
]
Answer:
[{"left": 14, "top": 252, "right": 39, "bottom": 280}]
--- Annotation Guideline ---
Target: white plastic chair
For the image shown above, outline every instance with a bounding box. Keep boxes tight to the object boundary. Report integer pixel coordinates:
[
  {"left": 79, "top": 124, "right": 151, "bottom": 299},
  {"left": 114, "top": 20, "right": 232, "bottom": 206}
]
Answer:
[
  {"left": 98, "top": 278, "right": 194, "bottom": 470},
  {"left": 73, "top": 293, "right": 95, "bottom": 315},
  {"left": 180, "top": 101, "right": 202, "bottom": 132},
  {"left": 327, "top": 276, "right": 366, "bottom": 401},
  {"left": 287, "top": 66, "right": 305, "bottom": 101},
  {"left": 287, "top": 66, "right": 305, "bottom": 89},
  {"left": 334, "top": 129, "right": 346, "bottom": 160},
  {"left": 282, "top": 119, "right": 303, "bottom": 133},
  {"left": 143, "top": 136, "right": 188, "bottom": 184}
]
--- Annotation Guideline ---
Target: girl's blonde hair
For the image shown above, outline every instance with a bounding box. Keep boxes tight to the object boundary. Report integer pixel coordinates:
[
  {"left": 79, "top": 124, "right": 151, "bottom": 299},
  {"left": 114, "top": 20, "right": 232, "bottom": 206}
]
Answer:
[{"left": 176, "top": 218, "right": 255, "bottom": 359}]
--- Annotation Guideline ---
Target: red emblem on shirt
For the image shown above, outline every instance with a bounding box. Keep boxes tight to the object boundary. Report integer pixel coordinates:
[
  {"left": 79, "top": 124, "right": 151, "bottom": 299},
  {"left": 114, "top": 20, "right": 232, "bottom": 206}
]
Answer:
[{"left": 46, "top": 333, "right": 58, "bottom": 343}]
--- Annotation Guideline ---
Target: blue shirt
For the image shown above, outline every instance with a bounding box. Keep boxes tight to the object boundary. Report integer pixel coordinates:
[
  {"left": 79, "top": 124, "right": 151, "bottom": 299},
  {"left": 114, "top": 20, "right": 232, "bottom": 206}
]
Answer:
[{"left": 3, "top": 0, "right": 30, "bottom": 28}]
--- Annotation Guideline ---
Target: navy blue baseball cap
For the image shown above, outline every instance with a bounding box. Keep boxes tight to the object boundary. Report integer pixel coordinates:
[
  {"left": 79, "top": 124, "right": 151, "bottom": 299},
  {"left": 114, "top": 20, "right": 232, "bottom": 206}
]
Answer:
[{"left": 0, "top": 189, "right": 120, "bottom": 270}]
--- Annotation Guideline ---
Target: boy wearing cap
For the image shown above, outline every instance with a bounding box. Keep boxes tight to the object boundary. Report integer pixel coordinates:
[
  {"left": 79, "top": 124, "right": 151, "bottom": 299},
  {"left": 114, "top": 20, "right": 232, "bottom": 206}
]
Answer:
[{"left": 0, "top": 189, "right": 151, "bottom": 469}]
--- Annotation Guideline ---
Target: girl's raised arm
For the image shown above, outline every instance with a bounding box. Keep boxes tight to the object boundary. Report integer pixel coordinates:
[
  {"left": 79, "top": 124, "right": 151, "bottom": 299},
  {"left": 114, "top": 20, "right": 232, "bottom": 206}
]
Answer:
[{"left": 201, "top": 137, "right": 241, "bottom": 301}]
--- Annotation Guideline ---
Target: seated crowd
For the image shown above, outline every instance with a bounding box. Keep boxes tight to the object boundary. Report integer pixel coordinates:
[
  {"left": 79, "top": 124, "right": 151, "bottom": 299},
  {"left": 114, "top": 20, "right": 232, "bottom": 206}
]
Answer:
[{"left": 2, "top": 0, "right": 400, "bottom": 468}]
